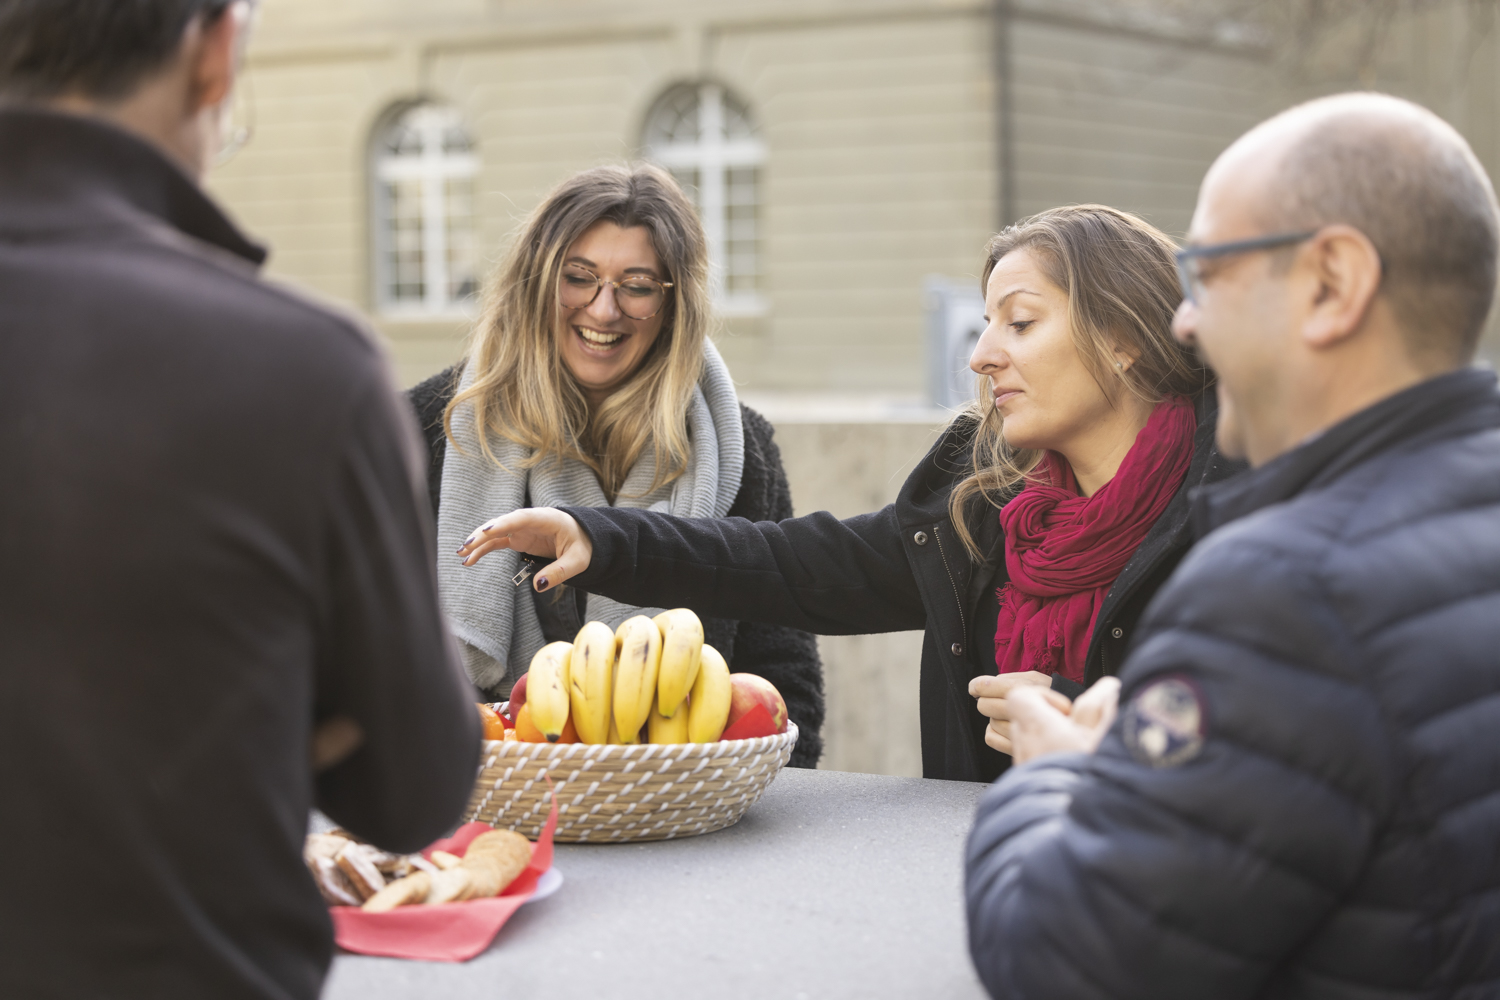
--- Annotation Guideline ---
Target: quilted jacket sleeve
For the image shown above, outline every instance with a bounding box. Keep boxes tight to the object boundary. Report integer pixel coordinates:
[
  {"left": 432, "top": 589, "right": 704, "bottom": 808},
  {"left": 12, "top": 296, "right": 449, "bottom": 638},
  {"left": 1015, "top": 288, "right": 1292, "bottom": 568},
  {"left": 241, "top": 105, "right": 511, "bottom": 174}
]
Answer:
[{"left": 964, "top": 520, "right": 1395, "bottom": 999}]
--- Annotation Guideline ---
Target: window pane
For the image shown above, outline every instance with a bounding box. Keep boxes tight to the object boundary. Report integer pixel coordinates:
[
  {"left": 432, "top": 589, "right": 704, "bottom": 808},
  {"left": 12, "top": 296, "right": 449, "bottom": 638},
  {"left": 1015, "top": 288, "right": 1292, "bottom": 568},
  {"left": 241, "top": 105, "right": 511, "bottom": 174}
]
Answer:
[
  {"left": 643, "top": 84, "right": 701, "bottom": 145},
  {"left": 725, "top": 166, "right": 760, "bottom": 294},
  {"left": 384, "top": 121, "right": 422, "bottom": 157},
  {"left": 442, "top": 124, "right": 472, "bottom": 155},
  {"left": 642, "top": 85, "right": 764, "bottom": 307},
  {"left": 724, "top": 91, "right": 758, "bottom": 142},
  {"left": 669, "top": 167, "right": 700, "bottom": 208},
  {"left": 384, "top": 179, "right": 425, "bottom": 302},
  {"left": 373, "top": 102, "right": 478, "bottom": 312},
  {"left": 445, "top": 178, "right": 478, "bottom": 301}
]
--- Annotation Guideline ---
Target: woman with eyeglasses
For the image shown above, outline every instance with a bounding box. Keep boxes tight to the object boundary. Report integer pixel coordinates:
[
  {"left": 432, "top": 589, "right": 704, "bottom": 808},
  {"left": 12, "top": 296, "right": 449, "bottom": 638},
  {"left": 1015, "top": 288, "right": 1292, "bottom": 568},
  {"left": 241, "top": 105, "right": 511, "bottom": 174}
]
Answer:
[
  {"left": 409, "top": 163, "right": 825, "bottom": 767},
  {"left": 455, "top": 204, "right": 1246, "bottom": 783}
]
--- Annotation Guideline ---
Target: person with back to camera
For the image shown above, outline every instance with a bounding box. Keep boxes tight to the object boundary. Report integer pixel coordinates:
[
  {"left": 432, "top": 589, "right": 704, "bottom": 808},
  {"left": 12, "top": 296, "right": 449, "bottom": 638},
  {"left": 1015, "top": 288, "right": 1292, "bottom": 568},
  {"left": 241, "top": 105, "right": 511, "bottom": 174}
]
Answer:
[
  {"left": 957, "top": 92, "right": 1500, "bottom": 996},
  {"left": 454, "top": 204, "right": 1246, "bottom": 783},
  {"left": 408, "top": 164, "right": 826, "bottom": 766},
  {"left": 0, "top": 2, "right": 480, "bottom": 999}
]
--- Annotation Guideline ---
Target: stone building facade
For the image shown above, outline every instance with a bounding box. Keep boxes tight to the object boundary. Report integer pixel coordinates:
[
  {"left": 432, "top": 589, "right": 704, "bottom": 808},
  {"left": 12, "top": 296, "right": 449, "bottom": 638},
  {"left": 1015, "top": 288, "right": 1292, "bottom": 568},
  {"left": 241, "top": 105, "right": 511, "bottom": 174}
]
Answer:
[{"left": 210, "top": 0, "right": 1500, "bottom": 774}]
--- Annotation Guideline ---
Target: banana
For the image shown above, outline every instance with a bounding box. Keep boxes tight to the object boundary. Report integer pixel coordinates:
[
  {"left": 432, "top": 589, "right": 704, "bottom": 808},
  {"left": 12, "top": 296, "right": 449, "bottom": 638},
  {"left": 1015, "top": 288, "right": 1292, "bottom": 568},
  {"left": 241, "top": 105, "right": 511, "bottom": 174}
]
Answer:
[
  {"left": 687, "top": 643, "right": 732, "bottom": 742},
  {"left": 647, "top": 693, "right": 690, "bottom": 744},
  {"left": 526, "top": 641, "right": 573, "bottom": 742},
  {"left": 612, "top": 616, "right": 662, "bottom": 744},
  {"left": 653, "top": 608, "right": 703, "bottom": 718},
  {"left": 568, "top": 621, "right": 616, "bottom": 745}
]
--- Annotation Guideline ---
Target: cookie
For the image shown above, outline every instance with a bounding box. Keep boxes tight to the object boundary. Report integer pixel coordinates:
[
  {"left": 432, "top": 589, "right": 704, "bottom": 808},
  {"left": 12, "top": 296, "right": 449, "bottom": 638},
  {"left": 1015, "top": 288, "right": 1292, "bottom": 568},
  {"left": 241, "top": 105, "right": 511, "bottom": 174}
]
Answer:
[
  {"left": 458, "top": 830, "right": 531, "bottom": 899},
  {"left": 424, "top": 866, "right": 477, "bottom": 904},
  {"left": 361, "top": 871, "right": 432, "bottom": 913}
]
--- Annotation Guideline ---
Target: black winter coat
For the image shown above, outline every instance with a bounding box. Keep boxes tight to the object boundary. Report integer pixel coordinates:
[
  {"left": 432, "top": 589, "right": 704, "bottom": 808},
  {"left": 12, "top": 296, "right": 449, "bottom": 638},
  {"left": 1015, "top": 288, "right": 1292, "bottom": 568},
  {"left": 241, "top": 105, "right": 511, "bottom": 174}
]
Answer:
[
  {"left": 566, "top": 391, "right": 1240, "bottom": 783},
  {"left": 0, "top": 110, "right": 479, "bottom": 1000},
  {"left": 408, "top": 367, "right": 826, "bottom": 767},
  {"left": 965, "top": 368, "right": 1500, "bottom": 998}
]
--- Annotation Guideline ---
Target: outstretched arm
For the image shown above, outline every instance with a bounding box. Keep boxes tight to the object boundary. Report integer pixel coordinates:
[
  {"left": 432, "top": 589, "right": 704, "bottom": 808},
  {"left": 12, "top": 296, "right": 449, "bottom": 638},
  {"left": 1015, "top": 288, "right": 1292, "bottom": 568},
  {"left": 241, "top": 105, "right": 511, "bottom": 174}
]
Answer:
[{"left": 455, "top": 504, "right": 927, "bottom": 636}]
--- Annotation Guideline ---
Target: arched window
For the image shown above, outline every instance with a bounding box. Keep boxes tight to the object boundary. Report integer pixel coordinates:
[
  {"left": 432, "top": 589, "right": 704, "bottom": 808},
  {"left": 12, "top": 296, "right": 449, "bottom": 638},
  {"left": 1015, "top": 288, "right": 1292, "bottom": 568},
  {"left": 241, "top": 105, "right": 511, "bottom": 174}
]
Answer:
[
  {"left": 371, "top": 103, "right": 479, "bottom": 316},
  {"left": 643, "top": 83, "right": 766, "bottom": 314}
]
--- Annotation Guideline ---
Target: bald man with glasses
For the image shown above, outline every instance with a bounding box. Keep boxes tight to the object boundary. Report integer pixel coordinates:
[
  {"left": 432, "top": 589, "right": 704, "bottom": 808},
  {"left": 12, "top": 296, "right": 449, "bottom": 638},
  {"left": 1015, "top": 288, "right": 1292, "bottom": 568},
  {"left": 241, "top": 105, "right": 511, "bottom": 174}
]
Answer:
[{"left": 964, "top": 92, "right": 1500, "bottom": 999}]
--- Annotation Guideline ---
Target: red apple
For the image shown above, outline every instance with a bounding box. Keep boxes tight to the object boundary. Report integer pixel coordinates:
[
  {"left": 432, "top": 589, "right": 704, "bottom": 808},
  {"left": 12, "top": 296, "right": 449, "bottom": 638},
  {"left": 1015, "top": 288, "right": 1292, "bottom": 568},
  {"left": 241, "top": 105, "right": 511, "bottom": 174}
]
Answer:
[
  {"left": 509, "top": 673, "right": 528, "bottom": 715},
  {"left": 726, "top": 673, "right": 788, "bottom": 736}
]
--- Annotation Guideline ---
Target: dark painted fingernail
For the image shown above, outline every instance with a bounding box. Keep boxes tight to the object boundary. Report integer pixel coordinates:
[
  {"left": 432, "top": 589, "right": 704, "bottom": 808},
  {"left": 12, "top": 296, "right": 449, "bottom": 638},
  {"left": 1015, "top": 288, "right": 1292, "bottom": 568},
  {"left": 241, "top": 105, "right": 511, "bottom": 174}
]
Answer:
[{"left": 536, "top": 576, "right": 549, "bottom": 590}]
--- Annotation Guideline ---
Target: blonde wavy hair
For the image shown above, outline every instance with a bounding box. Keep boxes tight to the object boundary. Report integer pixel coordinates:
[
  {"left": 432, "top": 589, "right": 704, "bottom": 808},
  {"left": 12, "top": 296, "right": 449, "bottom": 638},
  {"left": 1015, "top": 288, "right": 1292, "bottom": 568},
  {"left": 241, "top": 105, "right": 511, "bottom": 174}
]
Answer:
[
  {"left": 950, "top": 205, "right": 1210, "bottom": 558},
  {"left": 445, "top": 164, "right": 710, "bottom": 500}
]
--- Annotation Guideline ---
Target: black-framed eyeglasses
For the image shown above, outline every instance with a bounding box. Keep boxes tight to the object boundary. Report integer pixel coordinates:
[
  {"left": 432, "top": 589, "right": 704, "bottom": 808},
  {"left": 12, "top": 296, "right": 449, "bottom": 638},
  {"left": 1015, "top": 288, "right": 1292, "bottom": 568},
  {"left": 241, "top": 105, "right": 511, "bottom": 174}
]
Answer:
[
  {"left": 558, "top": 264, "right": 674, "bottom": 321},
  {"left": 1175, "top": 230, "right": 1318, "bottom": 305}
]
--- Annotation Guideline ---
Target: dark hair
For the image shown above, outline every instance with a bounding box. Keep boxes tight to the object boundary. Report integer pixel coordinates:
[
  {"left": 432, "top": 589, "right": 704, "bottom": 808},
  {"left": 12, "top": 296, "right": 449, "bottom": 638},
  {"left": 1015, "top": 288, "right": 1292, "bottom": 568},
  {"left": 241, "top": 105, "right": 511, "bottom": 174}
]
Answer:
[{"left": 0, "top": 0, "right": 235, "bottom": 102}]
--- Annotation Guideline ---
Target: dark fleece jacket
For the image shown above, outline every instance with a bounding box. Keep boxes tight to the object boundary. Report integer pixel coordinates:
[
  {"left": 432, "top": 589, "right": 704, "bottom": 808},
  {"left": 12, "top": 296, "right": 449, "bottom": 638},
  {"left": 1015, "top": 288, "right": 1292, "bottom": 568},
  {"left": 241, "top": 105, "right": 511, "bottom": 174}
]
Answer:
[{"left": 408, "top": 366, "right": 826, "bottom": 767}]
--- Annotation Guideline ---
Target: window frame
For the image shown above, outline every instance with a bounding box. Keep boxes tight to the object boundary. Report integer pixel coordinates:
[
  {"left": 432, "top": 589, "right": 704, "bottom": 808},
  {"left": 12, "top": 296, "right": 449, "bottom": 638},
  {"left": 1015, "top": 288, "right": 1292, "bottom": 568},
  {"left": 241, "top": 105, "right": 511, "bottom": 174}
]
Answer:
[
  {"left": 370, "top": 103, "right": 480, "bottom": 320},
  {"left": 643, "top": 82, "right": 768, "bottom": 317}
]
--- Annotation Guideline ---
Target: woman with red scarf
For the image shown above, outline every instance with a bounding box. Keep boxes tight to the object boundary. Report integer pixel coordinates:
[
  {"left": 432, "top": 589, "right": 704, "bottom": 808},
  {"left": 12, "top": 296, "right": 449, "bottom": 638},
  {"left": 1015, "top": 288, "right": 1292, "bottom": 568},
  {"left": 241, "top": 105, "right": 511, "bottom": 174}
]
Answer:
[{"left": 456, "top": 205, "right": 1243, "bottom": 782}]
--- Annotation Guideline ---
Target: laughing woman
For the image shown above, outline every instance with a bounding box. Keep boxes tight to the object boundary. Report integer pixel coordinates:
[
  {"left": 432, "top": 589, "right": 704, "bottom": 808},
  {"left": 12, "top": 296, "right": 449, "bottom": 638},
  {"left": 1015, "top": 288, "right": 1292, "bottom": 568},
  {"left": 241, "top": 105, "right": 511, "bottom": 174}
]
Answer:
[
  {"left": 456, "top": 205, "right": 1246, "bottom": 783},
  {"left": 408, "top": 164, "right": 825, "bottom": 767}
]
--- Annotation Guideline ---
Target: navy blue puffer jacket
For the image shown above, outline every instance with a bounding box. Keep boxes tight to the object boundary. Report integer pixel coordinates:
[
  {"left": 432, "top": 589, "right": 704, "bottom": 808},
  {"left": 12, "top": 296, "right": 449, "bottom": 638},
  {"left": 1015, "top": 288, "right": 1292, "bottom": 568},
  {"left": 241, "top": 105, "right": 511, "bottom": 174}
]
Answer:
[{"left": 965, "top": 368, "right": 1500, "bottom": 998}]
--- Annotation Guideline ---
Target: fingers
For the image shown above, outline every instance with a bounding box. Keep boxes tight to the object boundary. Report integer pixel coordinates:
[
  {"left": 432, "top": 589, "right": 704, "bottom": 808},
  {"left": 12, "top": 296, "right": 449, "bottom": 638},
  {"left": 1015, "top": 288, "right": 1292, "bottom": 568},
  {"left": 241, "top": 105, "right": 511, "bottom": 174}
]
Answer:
[
  {"left": 455, "top": 508, "right": 561, "bottom": 560},
  {"left": 975, "top": 696, "right": 1009, "bottom": 721},
  {"left": 1007, "top": 686, "right": 1090, "bottom": 766},
  {"left": 1070, "top": 677, "right": 1122, "bottom": 742},
  {"left": 1007, "top": 686, "right": 1105, "bottom": 765},
  {"left": 465, "top": 508, "right": 559, "bottom": 547},
  {"left": 973, "top": 670, "right": 1069, "bottom": 724},
  {"left": 457, "top": 535, "right": 515, "bottom": 566},
  {"left": 454, "top": 508, "right": 590, "bottom": 574},
  {"left": 984, "top": 718, "right": 1013, "bottom": 755},
  {"left": 968, "top": 670, "right": 1052, "bottom": 699},
  {"left": 531, "top": 536, "right": 593, "bottom": 593},
  {"left": 1039, "top": 688, "right": 1074, "bottom": 713},
  {"left": 1006, "top": 685, "right": 1065, "bottom": 723}
]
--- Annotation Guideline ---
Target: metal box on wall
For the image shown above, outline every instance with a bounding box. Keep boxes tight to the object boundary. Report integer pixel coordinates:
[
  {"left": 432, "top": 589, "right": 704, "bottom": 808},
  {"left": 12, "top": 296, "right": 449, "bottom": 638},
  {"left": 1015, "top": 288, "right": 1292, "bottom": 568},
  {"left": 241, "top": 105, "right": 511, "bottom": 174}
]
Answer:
[{"left": 925, "top": 275, "right": 986, "bottom": 410}]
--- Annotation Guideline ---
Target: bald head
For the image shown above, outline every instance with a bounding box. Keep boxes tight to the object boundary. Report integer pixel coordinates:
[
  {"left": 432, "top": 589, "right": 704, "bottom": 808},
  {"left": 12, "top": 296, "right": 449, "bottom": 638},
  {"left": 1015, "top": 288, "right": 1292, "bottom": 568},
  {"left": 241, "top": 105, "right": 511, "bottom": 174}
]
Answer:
[{"left": 1216, "top": 93, "right": 1499, "bottom": 362}]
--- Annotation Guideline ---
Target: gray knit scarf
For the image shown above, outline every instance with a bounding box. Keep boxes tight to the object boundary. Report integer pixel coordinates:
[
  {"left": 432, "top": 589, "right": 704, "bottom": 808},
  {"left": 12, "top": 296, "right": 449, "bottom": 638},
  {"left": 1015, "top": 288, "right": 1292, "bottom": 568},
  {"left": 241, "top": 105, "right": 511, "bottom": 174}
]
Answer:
[{"left": 436, "top": 339, "right": 744, "bottom": 694}]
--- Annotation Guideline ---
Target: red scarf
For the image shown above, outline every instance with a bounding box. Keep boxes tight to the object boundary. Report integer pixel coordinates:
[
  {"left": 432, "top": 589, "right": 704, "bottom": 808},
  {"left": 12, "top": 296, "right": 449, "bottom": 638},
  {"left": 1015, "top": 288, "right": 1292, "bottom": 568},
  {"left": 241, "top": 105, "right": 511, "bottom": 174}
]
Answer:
[{"left": 994, "top": 396, "right": 1196, "bottom": 683}]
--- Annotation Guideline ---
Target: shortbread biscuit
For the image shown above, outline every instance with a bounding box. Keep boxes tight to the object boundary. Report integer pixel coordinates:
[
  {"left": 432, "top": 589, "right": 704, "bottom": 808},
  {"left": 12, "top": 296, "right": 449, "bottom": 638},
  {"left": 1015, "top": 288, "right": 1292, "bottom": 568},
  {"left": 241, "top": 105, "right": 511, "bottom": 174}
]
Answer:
[
  {"left": 424, "top": 866, "right": 476, "bottom": 904},
  {"left": 361, "top": 871, "right": 432, "bottom": 913},
  {"left": 458, "top": 830, "right": 531, "bottom": 899}
]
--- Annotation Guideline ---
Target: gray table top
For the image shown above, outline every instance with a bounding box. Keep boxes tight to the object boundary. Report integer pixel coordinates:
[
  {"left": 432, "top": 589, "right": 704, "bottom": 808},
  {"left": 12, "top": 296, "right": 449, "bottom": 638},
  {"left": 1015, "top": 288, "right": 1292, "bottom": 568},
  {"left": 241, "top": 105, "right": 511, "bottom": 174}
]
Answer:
[{"left": 322, "top": 767, "right": 990, "bottom": 1000}]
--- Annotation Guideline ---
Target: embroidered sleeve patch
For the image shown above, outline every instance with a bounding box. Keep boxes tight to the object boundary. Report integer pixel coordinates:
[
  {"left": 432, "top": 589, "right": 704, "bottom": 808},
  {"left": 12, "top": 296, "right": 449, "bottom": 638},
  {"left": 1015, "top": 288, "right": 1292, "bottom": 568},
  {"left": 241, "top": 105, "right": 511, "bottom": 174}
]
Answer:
[{"left": 1122, "top": 675, "right": 1206, "bottom": 768}]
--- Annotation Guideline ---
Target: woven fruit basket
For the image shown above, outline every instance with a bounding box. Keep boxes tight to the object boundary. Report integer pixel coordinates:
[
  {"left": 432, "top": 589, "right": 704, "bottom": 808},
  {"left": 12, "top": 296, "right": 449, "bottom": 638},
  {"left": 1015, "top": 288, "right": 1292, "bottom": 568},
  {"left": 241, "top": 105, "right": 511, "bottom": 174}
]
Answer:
[{"left": 464, "top": 724, "right": 798, "bottom": 843}]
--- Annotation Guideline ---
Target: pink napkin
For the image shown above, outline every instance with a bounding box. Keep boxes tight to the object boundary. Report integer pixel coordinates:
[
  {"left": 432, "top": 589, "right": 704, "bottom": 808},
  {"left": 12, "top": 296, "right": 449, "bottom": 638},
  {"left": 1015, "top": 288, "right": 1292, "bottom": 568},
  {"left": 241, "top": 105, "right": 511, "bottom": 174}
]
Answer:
[{"left": 330, "top": 794, "right": 558, "bottom": 962}]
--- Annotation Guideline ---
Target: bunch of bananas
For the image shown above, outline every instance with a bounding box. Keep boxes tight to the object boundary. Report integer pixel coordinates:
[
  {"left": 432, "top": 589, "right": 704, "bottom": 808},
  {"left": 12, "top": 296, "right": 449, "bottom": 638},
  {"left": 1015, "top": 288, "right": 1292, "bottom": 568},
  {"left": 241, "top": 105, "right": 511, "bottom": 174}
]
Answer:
[{"left": 526, "top": 608, "right": 734, "bottom": 745}]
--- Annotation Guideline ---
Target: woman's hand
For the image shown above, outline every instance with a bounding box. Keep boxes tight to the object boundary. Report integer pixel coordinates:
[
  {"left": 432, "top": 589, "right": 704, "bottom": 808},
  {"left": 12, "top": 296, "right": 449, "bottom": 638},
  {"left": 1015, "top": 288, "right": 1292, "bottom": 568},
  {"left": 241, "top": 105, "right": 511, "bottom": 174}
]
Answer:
[
  {"left": 970, "top": 671, "right": 1055, "bottom": 755},
  {"left": 1007, "top": 677, "right": 1121, "bottom": 765},
  {"left": 455, "top": 508, "right": 593, "bottom": 592}
]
